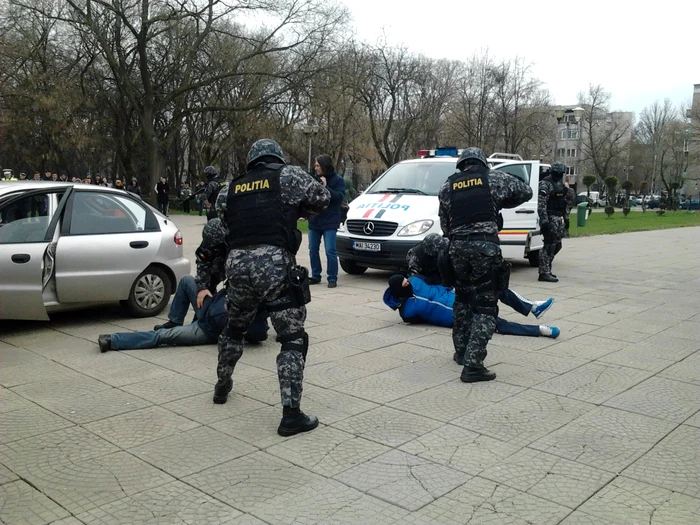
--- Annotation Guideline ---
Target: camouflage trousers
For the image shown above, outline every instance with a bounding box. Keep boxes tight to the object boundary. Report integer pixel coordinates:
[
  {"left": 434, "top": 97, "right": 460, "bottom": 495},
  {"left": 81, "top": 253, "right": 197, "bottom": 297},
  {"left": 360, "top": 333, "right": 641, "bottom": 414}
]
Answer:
[
  {"left": 539, "top": 216, "right": 565, "bottom": 275},
  {"left": 450, "top": 240, "right": 502, "bottom": 368},
  {"left": 218, "top": 246, "right": 306, "bottom": 408}
]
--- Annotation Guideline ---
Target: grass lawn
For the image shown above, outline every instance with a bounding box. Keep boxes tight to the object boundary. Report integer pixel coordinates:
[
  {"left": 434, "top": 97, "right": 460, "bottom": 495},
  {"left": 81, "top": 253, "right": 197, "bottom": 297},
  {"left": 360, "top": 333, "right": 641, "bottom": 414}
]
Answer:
[{"left": 570, "top": 209, "right": 700, "bottom": 237}]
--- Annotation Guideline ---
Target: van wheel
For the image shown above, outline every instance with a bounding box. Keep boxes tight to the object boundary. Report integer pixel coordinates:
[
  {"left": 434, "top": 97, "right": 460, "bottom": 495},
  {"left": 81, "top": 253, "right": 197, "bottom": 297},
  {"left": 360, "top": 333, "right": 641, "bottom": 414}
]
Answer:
[
  {"left": 340, "top": 258, "right": 368, "bottom": 275},
  {"left": 125, "top": 266, "right": 172, "bottom": 317},
  {"left": 527, "top": 250, "right": 540, "bottom": 268}
]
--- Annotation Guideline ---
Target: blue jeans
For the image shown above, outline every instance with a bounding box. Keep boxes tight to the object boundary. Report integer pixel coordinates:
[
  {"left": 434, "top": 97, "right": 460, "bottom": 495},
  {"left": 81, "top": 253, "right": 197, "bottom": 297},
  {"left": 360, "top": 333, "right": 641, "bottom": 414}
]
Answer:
[
  {"left": 495, "top": 318, "right": 540, "bottom": 337},
  {"left": 308, "top": 229, "right": 338, "bottom": 282},
  {"left": 499, "top": 289, "right": 532, "bottom": 317},
  {"left": 169, "top": 275, "right": 201, "bottom": 324},
  {"left": 111, "top": 322, "right": 214, "bottom": 349}
]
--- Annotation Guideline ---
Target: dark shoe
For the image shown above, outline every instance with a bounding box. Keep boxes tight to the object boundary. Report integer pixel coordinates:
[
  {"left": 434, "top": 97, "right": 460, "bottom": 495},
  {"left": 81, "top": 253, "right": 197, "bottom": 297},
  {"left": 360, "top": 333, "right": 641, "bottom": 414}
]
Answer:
[
  {"left": 277, "top": 409, "right": 319, "bottom": 437},
  {"left": 309, "top": 278, "right": 321, "bottom": 285},
  {"left": 538, "top": 273, "right": 559, "bottom": 283},
  {"left": 154, "top": 320, "right": 182, "bottom": 331},
  {"left": 213, "top": 379, "right": 233, "bottom": 404},
  {"left": 98, "top": 334, "right": 112, "bottom": 353},
  {"left": 453, "top": 352, "right": 464, "bottom": 366},
  {"left": 327, "top": 281, "right": 337, "bottom": 289},
  {"left": 460, "top": 365, "right": 497, "bottom": 383}
]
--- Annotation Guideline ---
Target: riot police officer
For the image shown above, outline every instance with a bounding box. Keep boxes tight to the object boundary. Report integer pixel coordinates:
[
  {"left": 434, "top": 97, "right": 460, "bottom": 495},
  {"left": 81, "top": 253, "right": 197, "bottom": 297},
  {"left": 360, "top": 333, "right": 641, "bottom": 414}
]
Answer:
[
  {"left": 406, "top": 233, "right": 449, "bottom": 285},
  {"left": 213, "top": 139, "right": 330, "bottom": 437},
  {"left": 438, "top": 147, "right": 532, "bottom": 383},
  {"left": 203, "top": 166, "right": 222, "bottom": 222},
  {"left": 538, "top": 162, "right": 567, "bottom": 282}
]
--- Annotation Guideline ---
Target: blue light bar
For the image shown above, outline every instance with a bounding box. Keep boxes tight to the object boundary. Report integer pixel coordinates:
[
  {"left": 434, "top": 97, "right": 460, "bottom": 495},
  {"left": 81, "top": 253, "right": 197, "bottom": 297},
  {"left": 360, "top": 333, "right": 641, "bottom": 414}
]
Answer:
[{"left": 434, "top": 147, "right": 459, "bottom": 157}]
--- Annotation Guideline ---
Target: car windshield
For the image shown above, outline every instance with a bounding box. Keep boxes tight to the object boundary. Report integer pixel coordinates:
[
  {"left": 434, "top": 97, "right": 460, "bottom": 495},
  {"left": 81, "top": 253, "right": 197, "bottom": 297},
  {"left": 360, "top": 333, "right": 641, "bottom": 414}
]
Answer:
[{"left": 368, "top": 162, "right": 457, "bottom": 196}]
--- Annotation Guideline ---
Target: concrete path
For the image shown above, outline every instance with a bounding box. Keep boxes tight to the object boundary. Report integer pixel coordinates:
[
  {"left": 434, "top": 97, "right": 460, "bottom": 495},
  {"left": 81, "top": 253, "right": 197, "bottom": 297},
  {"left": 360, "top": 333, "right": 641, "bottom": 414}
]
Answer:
[{"left": 2, "top": 215, "right": 699, "bottom": 524}]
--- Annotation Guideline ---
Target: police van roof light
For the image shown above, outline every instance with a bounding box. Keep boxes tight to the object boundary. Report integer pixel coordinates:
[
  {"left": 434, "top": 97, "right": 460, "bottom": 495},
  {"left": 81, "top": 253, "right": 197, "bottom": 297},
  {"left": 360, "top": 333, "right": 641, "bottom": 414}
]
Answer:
[{"left": 434, "top": 147, "right": 458, "bottom": 157}]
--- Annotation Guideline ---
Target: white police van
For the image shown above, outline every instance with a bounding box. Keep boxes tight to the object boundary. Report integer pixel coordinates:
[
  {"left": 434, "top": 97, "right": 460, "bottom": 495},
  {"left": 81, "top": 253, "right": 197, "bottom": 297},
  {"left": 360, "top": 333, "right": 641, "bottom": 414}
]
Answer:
[{"left": 337, "top": 148, "right": 544, "bottom": 274}]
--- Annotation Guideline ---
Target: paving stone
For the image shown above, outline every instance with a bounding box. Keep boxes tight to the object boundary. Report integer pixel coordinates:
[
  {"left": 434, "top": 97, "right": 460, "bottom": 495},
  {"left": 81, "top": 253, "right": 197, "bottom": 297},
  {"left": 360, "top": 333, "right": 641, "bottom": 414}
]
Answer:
[
  {"left": 162, "top": 392, "right": 267, "bottom": 425},
  {"left": 596, "top": 347, "right": 677, "bottom": 373},
  {"left": 304, "top": 360, "right": 374, "bottom": 388},
  {"left": 658, "top": 351, "right": 700, "bottom": 385},
  {"left": 299, "top": 384, "right": 380, "bottom": 425},
  {"left": 234, "top": 374, "right": 284, "bottom": 405},
  {"left": 603, "top": 376, "right": 700, "bottom": 422},
  {"left": 331, "top": 405, "right": 443, "bottom": 447},
  {"left": 210, "top": 406, "right": 289, "bottom": 449},
  {"left": 488, "top": 350, "right": 590, "bottom": 375},
  {"left": 536, "top": 334, "right": 627, "bottom": 360},
  {"left": 59, "top": 351, "right": 175, "bottom": 387},
  {"left": 0, "top": 480, "right": 71, "bottom": 525},
  {"left": 0, "top": 343, "right": 45, "bottom": 367},
  {"left": 0, "top": 359, "right": 78, "bottom": 388},
  {"left": 74, "top": 480, "right": 247, "bottom": 525},
  {"left": 481, "top": 447, "right": 615, "bottom": 508},
  {"left": 0, "top": 387, "right": 34, "bottom": 413},
  {"left": 530, "top": 406, "right": 677, "bottom": 474},
  {"left": 341, "top": 349, "right": 406, "bottom": 373},
  {"left": 405, "top": 475, "right": 571, "bottom": 525},
  {"left": 684, "top": 411, "right": 700, "bottom": 428},
  {"left": 120, "top": 372, "right": 212, "bottom": 403},
  {"left": 8, "top": 451, "right": 175, "bottom": 515},
  {"left": 85, "top": 406, "right": 200, "bottom": 449},
  {"left": 410, "top": 333, "right": 455, "bottom": 353},
  {"left": 129, "top": 426, "right": 257, "bottom": 478},
  {"left": 367, "top": 342, "right": 446, "bottom": 364},
  {"left": 622, "top": 424, "right": 700, "bottom": 498},
  {"left": 31, "top": 387, "right": 152, "bottom": 424},
  {"left": 378, "top": 360, "right": 460, "bottom": 387},
  {"left": 452, "top": 390, "right": 595, "bottom": 446},
  {"left": 11, "top": 374, "right": 112, "bottom": 404},
  {"left": 400, "top": 424, "right": 523, "bottom": 475},
  {"left": 333, "top": 449, "right": 469, "bottom": 511},
  {"left": 534, "top": 362, "right": 653, "bottom": 403},
  {"left": 565, "top": 476, "right": 700, "bottom": 525},
  {"left": 306, "top": 324, "right": 362, "bottom": 344},
  {"left": 489, "top": 362, "right": 558, "bottom": 387},
  {"left": 0, "top": 427, "right": 120, "bottom": 471},
  {"left": 332, "top": 372, "right": 431, "bottom": 403},
  {"left": 663, "top": 320, "right": 700, "bottom": 341},
  {"left": 387, "top": 380, "right": 524, "bottom": 422},
  {"left": 266, "top": 426, "right": 390, "bottom": 477},
  {"left": 0, "top": 405, "right": 74, "bottom": 443},
  {"left": 184, "top": 451, "right": 326, "bottom": 514},
  {"left": 0, "top": 463, "right": 18, "bottom": 486}
]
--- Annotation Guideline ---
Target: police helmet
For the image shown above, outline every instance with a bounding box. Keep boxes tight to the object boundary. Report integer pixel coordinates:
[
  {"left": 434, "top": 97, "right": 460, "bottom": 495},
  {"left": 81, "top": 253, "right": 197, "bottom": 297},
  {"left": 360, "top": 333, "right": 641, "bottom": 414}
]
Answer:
[
  {"left": 550, "top": 162, "right": 567, "bottom": 175},
  {"left": 456, "top": 147, "right": 488, "bottom": 170},
  {"left": 246, "top": 139, "right": 286, "bottom": 169},
  {"left": 203, "top": 166, "right": 218, "bottom": 180}
]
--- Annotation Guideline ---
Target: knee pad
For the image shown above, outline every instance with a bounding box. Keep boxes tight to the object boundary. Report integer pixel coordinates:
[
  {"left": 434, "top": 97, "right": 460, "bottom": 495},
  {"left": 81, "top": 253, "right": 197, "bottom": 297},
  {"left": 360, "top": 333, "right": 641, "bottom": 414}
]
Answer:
[{"left": 222, "top": 324, "right": 246, "bottom": 342}]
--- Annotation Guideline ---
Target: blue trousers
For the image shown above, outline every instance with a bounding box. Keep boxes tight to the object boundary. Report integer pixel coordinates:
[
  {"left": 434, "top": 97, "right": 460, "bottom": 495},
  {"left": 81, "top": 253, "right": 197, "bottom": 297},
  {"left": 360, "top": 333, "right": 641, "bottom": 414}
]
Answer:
[
  {"left": 308, "top": 228, "right": 338, "bottom": 282},
  {"left": 495, "top": 318, "right": 540, "bottom": 337}
]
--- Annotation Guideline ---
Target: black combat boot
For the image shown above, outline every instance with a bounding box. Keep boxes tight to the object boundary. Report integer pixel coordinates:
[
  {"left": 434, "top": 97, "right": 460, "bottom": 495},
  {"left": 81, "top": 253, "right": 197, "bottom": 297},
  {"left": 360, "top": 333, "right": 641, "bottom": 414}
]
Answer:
[
  {"left": 538, "top": 273, "right": 559, "bottom": 283},
  {"left": 154, "top": 320, "right": 181, "bottom": 331},
  {"left": 277, "top": 407, "right": 319, "bottom": 437},
  {"left": 453, "top": 352, "right": 464, "bottom": 366},
  {"left": 212, "top": 378, "right": 233, "bottom": 404},
  {"left": 98, "top": 334, "right": 112, "bottom": 353},
  {"left": 460, "top": 364, "right": 496, "bottom": 383}
]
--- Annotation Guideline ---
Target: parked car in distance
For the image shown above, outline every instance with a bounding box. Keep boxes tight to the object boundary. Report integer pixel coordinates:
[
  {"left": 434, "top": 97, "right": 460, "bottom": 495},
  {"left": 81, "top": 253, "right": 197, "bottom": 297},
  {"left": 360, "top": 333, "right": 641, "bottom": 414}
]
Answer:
[
  {"left": 0, "top": 182, "right": 191, "bottom": 321},
  {"left": 679, "top": 199, "right": 700, "bottom": 210}
]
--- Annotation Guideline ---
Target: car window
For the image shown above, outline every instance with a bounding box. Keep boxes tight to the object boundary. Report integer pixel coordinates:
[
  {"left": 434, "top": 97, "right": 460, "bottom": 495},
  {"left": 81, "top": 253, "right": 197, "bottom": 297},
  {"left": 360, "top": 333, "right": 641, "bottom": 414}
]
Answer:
[
  {"left": 496, "top": 164, "right": 530, "bottom": 183},
  {"left": 70, "top": 192, "right": 145, "bottom": 235},
  {"left": 368, "top": 162, "right": 457, "bottom": 196},
  {"left": 0, "top": 191, "right": 59, "bottom": 244}
]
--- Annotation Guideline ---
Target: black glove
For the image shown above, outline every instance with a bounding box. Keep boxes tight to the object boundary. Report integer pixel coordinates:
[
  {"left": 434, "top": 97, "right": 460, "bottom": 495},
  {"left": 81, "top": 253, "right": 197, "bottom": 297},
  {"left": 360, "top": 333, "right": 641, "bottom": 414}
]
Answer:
[{"left": 541, "top": 222, "right": 553, "bottom": 243}]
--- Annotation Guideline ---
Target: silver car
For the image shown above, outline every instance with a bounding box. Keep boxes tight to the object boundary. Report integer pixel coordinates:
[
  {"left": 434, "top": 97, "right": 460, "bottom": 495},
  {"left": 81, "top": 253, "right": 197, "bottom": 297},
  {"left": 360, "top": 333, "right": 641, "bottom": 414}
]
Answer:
[{"left": 0, "top": 182, "right": 191, "bottom": 321}]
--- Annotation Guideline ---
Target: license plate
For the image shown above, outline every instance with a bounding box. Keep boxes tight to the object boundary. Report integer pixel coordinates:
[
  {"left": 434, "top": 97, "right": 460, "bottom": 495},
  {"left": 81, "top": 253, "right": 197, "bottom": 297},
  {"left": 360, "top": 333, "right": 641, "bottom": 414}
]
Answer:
[{"left": 353, "top": 241, "right": 381, "bottom": 252}]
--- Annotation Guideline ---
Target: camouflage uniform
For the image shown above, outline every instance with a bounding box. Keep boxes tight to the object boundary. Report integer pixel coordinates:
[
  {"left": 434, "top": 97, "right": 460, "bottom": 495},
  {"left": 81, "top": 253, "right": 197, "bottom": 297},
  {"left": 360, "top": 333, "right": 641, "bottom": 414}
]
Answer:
[
  {"left": 438, "top": 148, "right": 532, "bottom": 381},
  {"left": 538, "top": 162, "right": 567, "bottom": 281},
  {"left": 406, "top": 233, "right": 449, "bottom": 285},
  {"left": 203, "top": 166, "right": 223, "bottom": 222},
  {"left": 214, "top": 139, "right": 330, "bottom": 423},
  {"left": 194, "top": 218, "right": 228, "bottom": 292}
]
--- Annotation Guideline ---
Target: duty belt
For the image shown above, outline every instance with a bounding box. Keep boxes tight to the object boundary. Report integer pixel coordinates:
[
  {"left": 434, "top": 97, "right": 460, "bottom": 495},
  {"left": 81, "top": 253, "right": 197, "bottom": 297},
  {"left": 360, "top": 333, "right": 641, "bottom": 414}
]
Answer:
[{"left": 451, "top": 234, "right": 500, "bottom": 244}]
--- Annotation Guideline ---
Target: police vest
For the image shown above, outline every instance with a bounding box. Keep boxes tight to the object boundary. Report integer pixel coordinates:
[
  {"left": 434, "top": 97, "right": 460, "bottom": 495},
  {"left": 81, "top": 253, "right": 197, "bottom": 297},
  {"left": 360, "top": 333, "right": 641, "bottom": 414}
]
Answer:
[
  {"left": 447, "top": 166, "right": 496, "bottom": 233},
  {"left": 226, "top": 164, "right": 299, "bottom": 253},
  {"left": 545, "top": 176, "right": 567, "bottom": 216}
]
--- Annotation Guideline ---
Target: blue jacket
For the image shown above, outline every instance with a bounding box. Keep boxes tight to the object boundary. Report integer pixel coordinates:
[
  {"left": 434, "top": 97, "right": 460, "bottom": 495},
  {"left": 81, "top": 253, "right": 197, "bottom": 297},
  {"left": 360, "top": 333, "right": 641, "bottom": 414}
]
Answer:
[
  {"left": 309, "top": 172, "right": 345, "bottom": 231},
  {"left": 383, "top": 276, "right": 454, "bottom": 327},
  {"left": 197, "top": 290, "right": 268, "bottom": 340}
]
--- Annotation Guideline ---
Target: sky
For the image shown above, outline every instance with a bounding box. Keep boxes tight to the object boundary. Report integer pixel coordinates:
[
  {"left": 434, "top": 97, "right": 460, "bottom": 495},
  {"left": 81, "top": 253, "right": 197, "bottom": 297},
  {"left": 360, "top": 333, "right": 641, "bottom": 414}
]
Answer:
[{"left": 342, "top": 0, "right": 699, "bottom": 118}]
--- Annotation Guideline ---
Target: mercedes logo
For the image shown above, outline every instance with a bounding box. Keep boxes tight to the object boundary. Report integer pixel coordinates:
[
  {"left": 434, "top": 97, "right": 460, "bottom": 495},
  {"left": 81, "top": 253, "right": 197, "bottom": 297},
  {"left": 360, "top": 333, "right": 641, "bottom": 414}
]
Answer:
[{"left": 363, "top": 222, "right": 375, "bottom": 235}]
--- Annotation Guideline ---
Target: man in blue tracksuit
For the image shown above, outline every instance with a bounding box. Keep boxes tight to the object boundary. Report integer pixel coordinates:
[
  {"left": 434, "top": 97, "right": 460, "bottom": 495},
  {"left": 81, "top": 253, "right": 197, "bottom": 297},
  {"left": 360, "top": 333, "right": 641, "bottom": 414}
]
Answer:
[{"left": 383, "top": 274, "right": 560, "bottom": 339}]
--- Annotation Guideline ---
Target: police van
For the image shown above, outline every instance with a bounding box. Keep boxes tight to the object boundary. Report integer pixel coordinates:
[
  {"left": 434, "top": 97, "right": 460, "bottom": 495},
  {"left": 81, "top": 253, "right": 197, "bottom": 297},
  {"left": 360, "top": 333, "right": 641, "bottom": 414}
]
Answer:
[{"left": 336, "top": 148, "right": 544, "bottom": 274}]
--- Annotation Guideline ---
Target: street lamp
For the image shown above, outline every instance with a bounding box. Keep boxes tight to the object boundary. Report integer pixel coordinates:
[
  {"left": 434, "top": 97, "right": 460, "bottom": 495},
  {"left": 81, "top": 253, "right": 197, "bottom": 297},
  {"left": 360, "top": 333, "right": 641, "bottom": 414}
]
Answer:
[
  {"left": 555, "top": 106, "right": 584, "bottom": 185},
  {"left": 301, "top": 120, "right": 320, "bottom": 173}
]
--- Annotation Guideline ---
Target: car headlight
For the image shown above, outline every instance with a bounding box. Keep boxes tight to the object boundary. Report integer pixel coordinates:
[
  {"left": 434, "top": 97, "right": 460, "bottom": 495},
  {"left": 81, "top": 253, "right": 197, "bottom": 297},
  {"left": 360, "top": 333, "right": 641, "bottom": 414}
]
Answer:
[{"left": 397, "top": 220, "right": 433, "bottom": 236}]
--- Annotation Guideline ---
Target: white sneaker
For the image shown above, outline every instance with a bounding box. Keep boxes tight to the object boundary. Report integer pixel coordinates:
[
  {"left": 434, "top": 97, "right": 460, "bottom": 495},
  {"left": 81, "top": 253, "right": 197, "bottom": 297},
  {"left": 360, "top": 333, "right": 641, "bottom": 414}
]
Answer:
[{"left": 539, "top": 325, "right": 560, "bottom": 338}]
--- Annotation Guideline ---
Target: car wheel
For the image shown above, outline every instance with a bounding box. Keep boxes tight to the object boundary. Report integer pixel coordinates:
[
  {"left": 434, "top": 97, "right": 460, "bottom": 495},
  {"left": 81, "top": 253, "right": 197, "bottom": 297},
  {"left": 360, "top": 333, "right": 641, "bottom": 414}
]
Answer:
[
  {"left": 126, "top": 266, "right": 172, "bottom": 317},
  {"left": 527, "top": 250, "right": 540, "bottom": 268},
  {"left": 340, "top": 258, "right": 368, "bottom": 275}
]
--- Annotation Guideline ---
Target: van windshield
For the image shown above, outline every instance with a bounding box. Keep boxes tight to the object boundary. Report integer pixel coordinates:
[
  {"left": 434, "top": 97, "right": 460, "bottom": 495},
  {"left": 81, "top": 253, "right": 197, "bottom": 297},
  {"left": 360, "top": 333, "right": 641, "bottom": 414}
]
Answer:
[{"left": 368, "top": 162, "right": 457, "bottom": 196}]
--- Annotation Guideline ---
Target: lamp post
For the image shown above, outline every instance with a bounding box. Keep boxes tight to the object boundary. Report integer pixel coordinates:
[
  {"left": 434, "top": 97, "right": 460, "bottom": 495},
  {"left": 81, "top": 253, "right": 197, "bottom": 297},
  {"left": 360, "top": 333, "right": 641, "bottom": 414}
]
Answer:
[
  {"left": 301, "top": 120, "right": 320, "bottom": 173},
  {"left": 554, "top": 107, "right": 584, "bottom": 185}
]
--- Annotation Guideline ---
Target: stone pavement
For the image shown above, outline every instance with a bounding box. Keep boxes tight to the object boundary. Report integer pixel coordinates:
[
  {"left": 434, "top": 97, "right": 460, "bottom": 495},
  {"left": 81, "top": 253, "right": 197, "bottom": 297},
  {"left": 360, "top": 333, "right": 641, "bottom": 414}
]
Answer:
[{"left": 2, "top": 215, "right": 700, "bottom": 525}]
